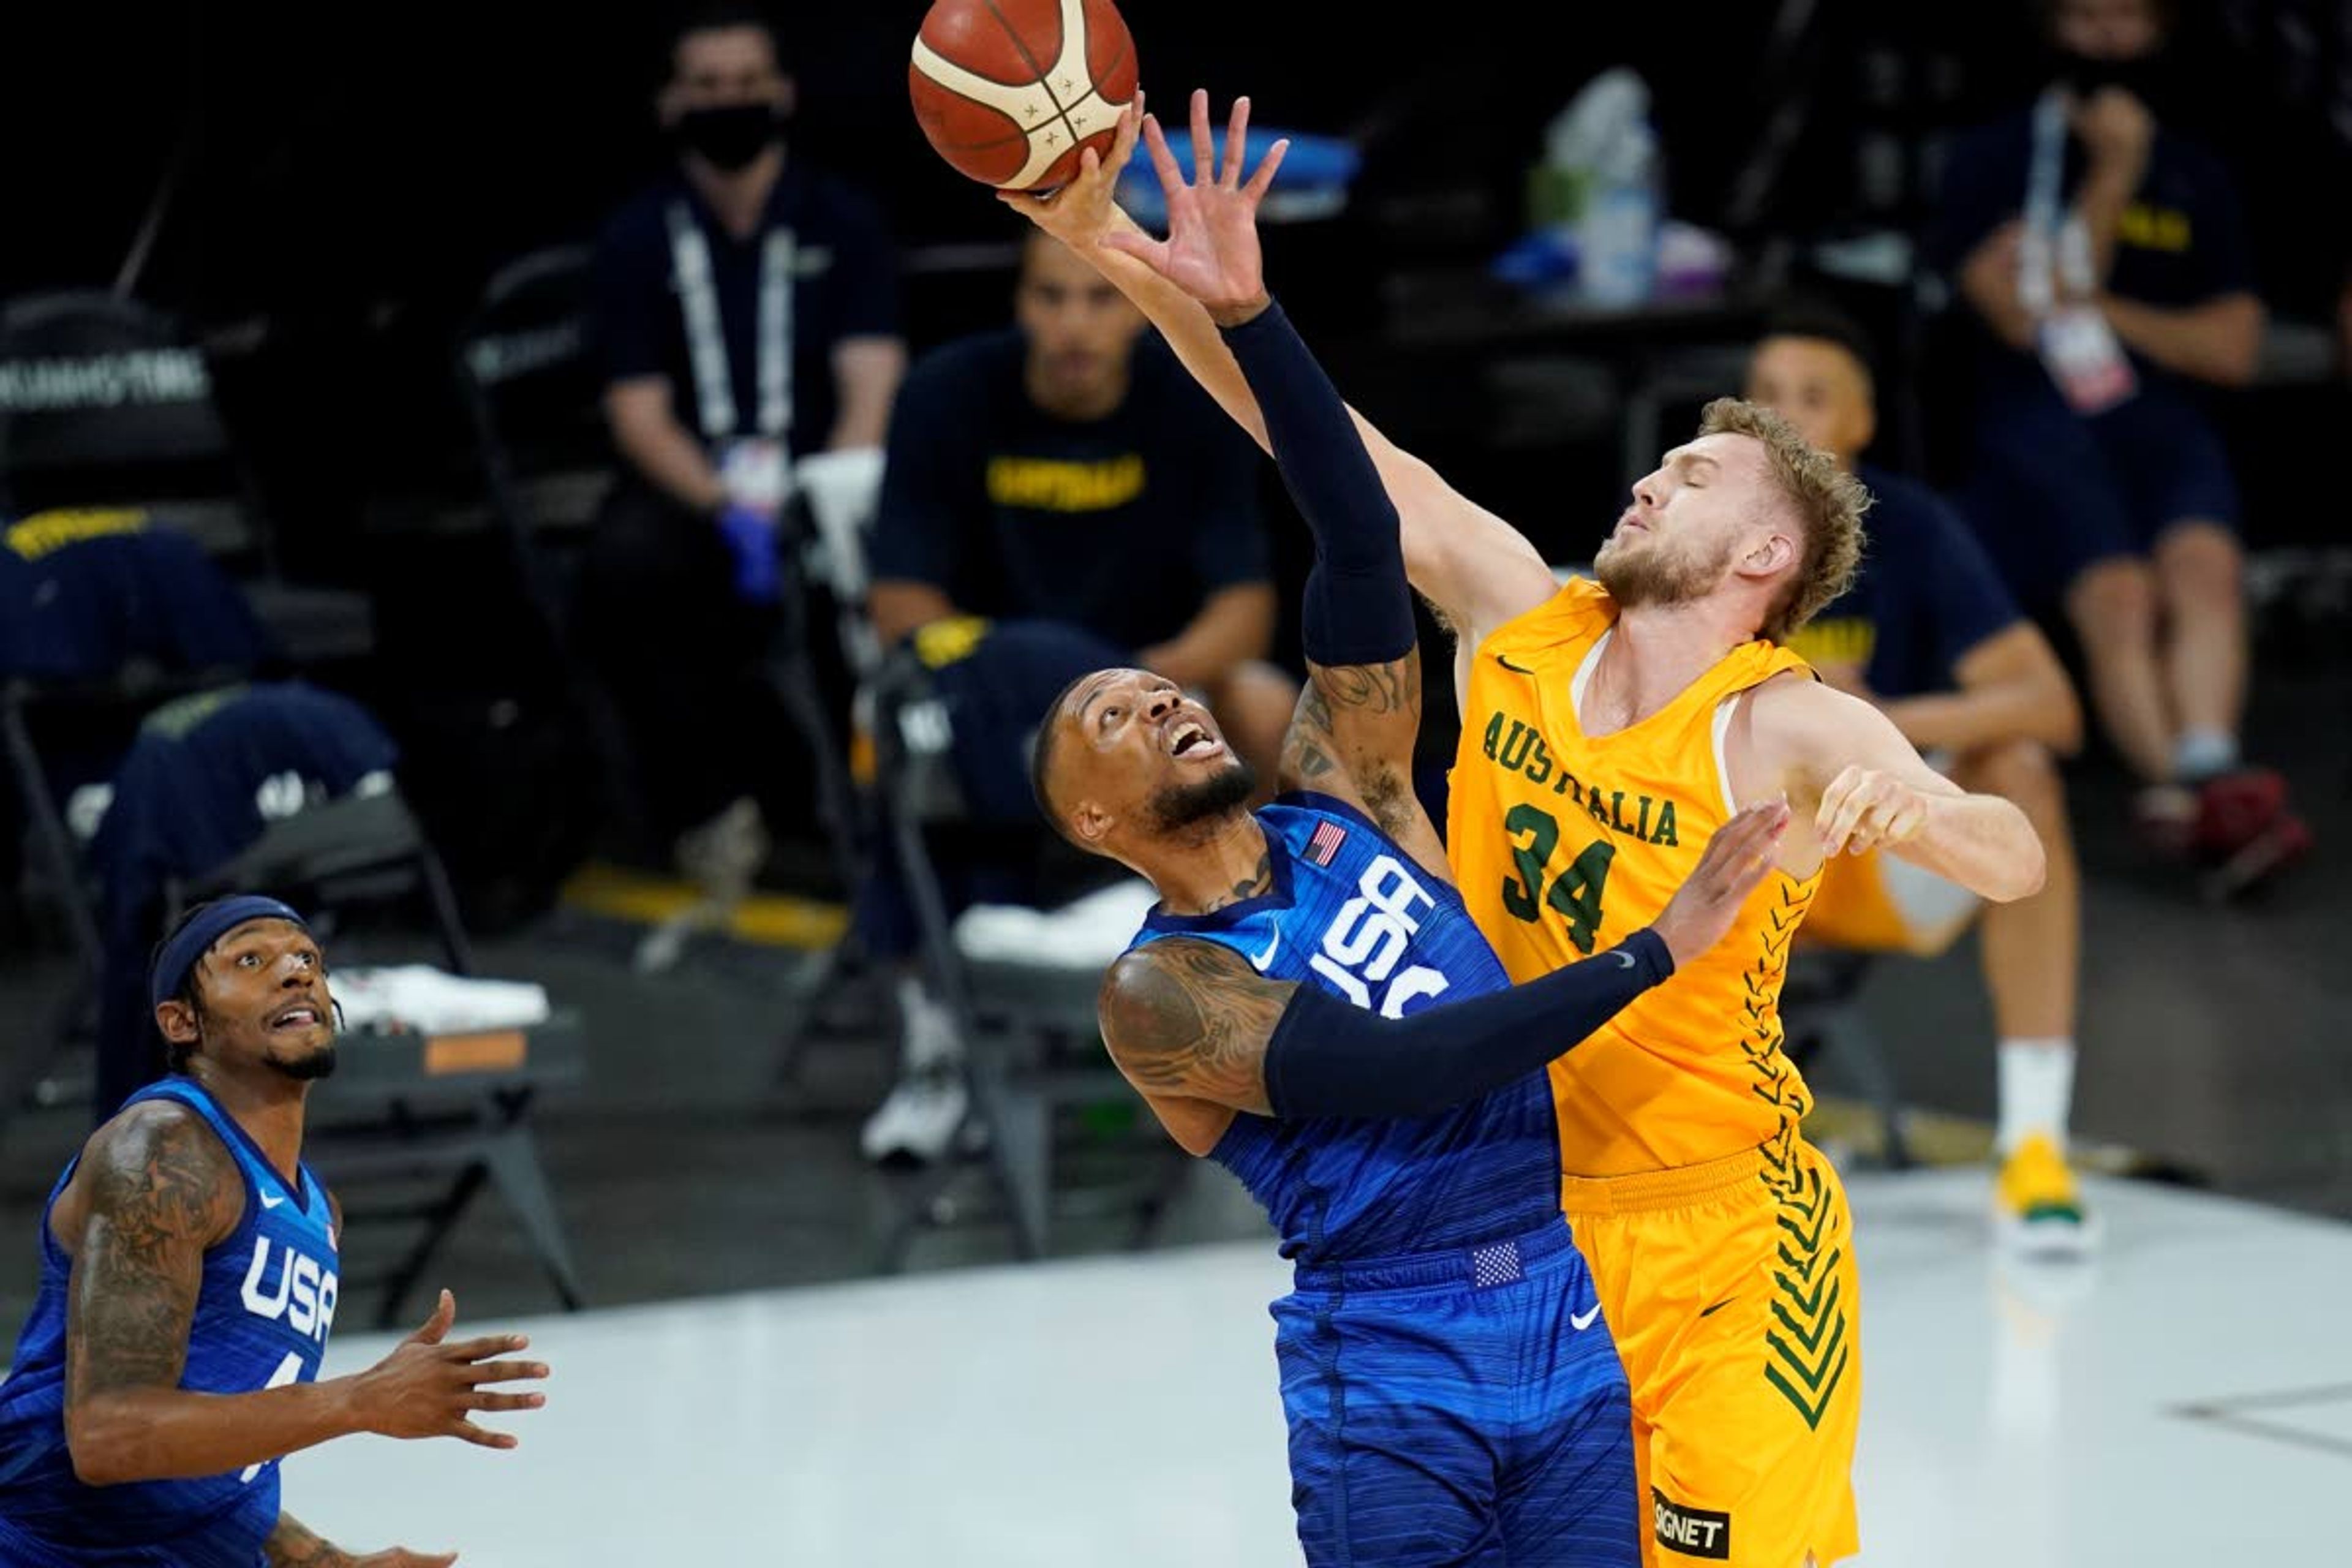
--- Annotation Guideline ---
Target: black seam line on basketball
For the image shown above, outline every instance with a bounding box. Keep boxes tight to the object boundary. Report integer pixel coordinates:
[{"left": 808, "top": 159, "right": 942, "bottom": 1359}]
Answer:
[{"left": 980, "top": 0, "right": 1084, "bottom": 163}]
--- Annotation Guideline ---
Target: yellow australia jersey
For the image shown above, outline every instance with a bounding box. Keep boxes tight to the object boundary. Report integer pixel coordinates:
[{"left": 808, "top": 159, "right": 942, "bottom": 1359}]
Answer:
[{"left": 1447, "top": 578, "right": 1821, "bottom": 1177}]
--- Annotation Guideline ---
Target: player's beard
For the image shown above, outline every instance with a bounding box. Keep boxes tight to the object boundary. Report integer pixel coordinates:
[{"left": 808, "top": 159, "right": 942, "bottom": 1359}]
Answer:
[
  {"left": 268, "top": 1045, "right": 339, "bottom": 1082},
  {"left": 1595, "top": 530, "right": 1735, "bottom": 611},
  {"left": 1147, "top": 759, "right": 1258, "bottom": 836}
]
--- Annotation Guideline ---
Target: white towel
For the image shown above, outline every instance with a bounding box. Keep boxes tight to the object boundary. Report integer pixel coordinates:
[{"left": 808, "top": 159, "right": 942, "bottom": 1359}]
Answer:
[
  {"left": 953, "top": 880, "right": 1159, "bottom": 969},
  {"left": 334, "top": 965, "right": 551, "bottom": 1035}
]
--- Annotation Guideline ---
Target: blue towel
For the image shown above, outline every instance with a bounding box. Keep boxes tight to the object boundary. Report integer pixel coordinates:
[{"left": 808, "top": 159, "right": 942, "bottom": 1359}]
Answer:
[{"left": 1116, "top": 127, "right": 1359, "bottom": 229}]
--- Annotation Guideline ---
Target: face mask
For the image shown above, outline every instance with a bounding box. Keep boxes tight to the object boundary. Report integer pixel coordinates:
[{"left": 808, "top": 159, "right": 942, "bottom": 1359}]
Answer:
[
  {"left": 677, "top": 103, "right": 783, "bottom": 172},
  {"left": 2052, "top": 47, "right": 2165, "bottom": 104}
]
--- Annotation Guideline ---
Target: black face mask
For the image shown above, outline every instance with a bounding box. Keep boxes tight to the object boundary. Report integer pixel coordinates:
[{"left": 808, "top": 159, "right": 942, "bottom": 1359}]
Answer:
[
  {"left": 677, "top": 103, "right": 785, "bottom": 172},
  {"left": 2051, "top": 47, "right": 2167, "bottom": 105}
]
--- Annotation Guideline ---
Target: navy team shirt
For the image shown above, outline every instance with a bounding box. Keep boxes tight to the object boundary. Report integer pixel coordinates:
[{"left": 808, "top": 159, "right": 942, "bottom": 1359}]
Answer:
[
  {"left": 1128, "top": 794, "right": 1562, "bottom": 1264},
  {"left": 592, "top": 161, "right": 899, "bottom": 459},
  {"left": 869, "top": 328, "right": 1270, "bottom": 655},
  {"left": 1929, "top": 110, "right": 2256, "bottom": 394}
]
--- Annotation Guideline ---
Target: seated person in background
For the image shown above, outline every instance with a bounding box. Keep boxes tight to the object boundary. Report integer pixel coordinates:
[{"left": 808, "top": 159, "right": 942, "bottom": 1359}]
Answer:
[
  {"left": 1931, "top": 0, "right": 2309, "bottom": 885},
  {"left": 1748, "top": 307, "right": 2098, "bottom": 1253},
  {"left": 579, "top": 2, "right": 905, "bottom": 892},
  {"left": 858, "top": 230, "right": 1297, "bottom": 1164}
]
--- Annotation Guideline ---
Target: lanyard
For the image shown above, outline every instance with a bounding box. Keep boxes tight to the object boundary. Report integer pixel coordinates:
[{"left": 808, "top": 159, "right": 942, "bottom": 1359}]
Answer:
[
  {"left": 2018, "top": 89, "right": 2095, "bottom": 317},
  {"left": 666, "top": 200, "right": 795, "bottom": 443}
]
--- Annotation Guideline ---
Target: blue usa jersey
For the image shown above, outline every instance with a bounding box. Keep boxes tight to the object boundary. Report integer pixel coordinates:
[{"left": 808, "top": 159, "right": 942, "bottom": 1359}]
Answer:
[
  {"left": 0, "top": 1079, "right": 340, "bottom": 1566},
  {"left": 1130, "top": 793, "right": 1562, "bottom": 1264}
]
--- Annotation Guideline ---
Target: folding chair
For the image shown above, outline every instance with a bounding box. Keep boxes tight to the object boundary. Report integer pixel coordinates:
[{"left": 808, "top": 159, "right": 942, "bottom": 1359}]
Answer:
[
  {"left": 453, "top": 246, "right": 608, "bottom": 644},
  {"left": 0, "top": 292, "right": 371, "bottom": 665},
  {"left": 449, "top": 244, "right": 662, "bottom": 855},
  {"left": 864, "top": 647, "right": 1187, "bottom": 1268},
  {"left": 769, "top": 450, "right": 891, "bottom": 1094}
]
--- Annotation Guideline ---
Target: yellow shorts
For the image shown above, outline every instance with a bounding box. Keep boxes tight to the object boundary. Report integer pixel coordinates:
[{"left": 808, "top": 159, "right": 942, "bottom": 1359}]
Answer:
[
  {"left": 1803, "top": 845, "right": 1979, "bottom": 956},
  {"left": 1564, "top": 1140, "right": 1862, "bottom": 1567}
]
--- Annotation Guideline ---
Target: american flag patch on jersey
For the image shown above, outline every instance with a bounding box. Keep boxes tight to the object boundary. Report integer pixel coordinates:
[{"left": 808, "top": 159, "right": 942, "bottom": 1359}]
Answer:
[{"left": 1305, "top": 820, "right": 1348, "bottom": 867}]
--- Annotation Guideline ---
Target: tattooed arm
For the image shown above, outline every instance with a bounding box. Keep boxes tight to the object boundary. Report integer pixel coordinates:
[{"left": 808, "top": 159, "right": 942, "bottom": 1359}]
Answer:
[
  {"left": 58, "top": 1100, "right": 360, "bottom": 1485},
  {"left": 1098, "top": 938, "right": 1297, "bottom": 1154},
  {"left": 60, "top": 1104, "right": 548, "bottom": 1486},
  {"left": 1100, "top": 809, "right": 1793, "bottom": 1136},
  {"left": 1281, "top": 652, "right": 1446, "bottom": 880},
  {"left": 266, "top": 1512, "right": 454, "bottom": 1568}
]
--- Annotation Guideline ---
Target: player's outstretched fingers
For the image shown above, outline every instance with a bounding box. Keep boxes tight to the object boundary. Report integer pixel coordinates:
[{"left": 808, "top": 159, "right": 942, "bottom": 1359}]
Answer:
[
  {"left": 1136, "top": 111, "right": 1175, "bottom": 188},
  {"left": 449, "top": 1419, "right": 520, "bottom": 1450},
  {"left": 1815, "top": 766, "right": 1870, "bottom": 856},
  {"left": 408, "top": 1289, "right": 456, "bottom": 1346},
  {"left": 1243, "top": 138, "right": 1291, "bottom": 202},
  {"left": 469, "top": 1390, "right": 546, "bottom": 1414},
  {"left": 442, "top": 1333, "right": 530, "bottom": 1365},
  {"left": 462, "top": 1357, "right": 549, "bottom": 1387},
  {"left": 1189, "top": 88, "right": 1214, "bottom": 185},
  {"left": 1223, "top": 96, "right": 1250, "bottom": 187}
]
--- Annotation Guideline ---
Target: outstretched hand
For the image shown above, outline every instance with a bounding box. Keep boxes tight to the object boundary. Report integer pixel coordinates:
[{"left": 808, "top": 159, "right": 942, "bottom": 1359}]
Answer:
[
  {"left": 1110, "top": 89, "right": 1290, "bottom": 323},
  {"left": 997, "top": 89, "right": 1147, "bottom": 251},
  {"left": 344, "top": 1289, "right": 548, "bottom": 1451},
  {"left": 1000, "top": 88, "right": 1291, "bottom": 328},
  {"left": 1649, "top": 799, "right": 1792, "bottom": 970}
]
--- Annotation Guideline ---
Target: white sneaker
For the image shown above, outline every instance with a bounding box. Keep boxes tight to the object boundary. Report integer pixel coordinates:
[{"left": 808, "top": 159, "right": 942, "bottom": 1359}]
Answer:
[
  {"left": 635, "top": 798, "right": 771, "bottom": 974},
  {"left": 860, "top": 1068, "right": 970, "bottom": 1167}
]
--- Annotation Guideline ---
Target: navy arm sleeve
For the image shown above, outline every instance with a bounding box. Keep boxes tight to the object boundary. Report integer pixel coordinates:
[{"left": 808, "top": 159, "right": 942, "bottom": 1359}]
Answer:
[
  {"left": 1218, "top": 300, "right": 1415, "bottom": 667},
  {"left": 1262, "top": 929, "right": 1674, "bottom": 1120}
]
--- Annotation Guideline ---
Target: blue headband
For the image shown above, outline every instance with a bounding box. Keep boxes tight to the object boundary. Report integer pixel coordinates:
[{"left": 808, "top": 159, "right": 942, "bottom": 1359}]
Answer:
[{"left": 149, "top": 896, "right": 311, "bottom": 1013}]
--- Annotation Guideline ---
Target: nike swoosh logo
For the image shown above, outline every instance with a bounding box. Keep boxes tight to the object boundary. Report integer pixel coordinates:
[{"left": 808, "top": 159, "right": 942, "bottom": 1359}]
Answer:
[
  {"left": 1571, "top": 1304, "right": 1603, "bottom": 1331},
  {"left": 1611, "top": 949, "right": 1635, "bottom": 970},
  {"left": 1699, "top": 1296, "right": 1738, "bottom": 1319},
  {"left": 259, "top": 1193, "right": 287, "bottom": 1210},
  {"left": 1249, "top": 929, "right": 1280, "bottom": 971},
  {"left": 1496, "top": 654, "right": 1536, "bottom": 675}
]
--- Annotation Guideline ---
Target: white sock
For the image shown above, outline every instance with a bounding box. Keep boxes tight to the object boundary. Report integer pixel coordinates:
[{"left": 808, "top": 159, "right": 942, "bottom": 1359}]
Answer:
[
  {"left": 1997, "top": 1039, "right": 2075, "bottom": 1155},
  {"left": 894, "top": 974, "right": 965, "bottom": 1073},
  {"left": 2173, "top": 728, "right": 2239, "bottom": 784}
]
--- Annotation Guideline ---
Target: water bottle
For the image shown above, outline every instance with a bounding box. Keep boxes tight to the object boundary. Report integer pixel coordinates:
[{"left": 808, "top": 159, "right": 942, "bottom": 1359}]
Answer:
[{"left": 1578, "top": 121, "right": 1659, "bottom": 308}]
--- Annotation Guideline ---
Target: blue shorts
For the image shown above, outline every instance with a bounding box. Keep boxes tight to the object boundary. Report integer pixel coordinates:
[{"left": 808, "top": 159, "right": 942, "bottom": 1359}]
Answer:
[
  {"left": 1962, "top": 370, "right": 2240, "bottom": 608},
  {"left": 1273, "top": 1218, "right": 1640, "bottom": 1567}
]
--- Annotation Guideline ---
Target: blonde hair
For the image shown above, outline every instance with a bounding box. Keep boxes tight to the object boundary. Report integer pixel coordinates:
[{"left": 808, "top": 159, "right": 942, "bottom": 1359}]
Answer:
[{"left": 1697, "top": 397, "right": 1870, "bottom": 641}]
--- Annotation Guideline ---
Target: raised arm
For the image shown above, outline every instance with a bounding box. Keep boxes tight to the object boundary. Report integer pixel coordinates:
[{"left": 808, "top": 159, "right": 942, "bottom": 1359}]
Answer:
[
  {"left": 1002, "top": 92, "right": 1556, "bottom": 646},
  {"left": 1101, "top": 802, "right": 1790, "bottom": 1153},
  {"left": 1746, "top": 676, "right": 2047, "bottom": 903}
]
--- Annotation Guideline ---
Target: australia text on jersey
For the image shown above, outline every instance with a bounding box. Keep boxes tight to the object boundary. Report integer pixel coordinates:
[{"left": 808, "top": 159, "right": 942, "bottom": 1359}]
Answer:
[{"left": 1476, "top": 712, "right": 1684, "bottom": 847}]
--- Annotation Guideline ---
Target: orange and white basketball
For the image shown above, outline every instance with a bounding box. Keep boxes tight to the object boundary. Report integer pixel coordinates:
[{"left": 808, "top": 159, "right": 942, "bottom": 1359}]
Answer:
[{"left": 909, "top": 0, "right": 1138, "bottom": 192}]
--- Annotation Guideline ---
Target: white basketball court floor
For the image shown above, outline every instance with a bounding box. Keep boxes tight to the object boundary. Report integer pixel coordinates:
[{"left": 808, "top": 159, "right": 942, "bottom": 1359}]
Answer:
[{"left": 288, "top": 1169, "right": 2345, "bottom": 1565}]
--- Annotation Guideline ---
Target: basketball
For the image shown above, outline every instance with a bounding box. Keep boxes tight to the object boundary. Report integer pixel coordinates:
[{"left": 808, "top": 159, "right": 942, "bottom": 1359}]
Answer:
[{"left": 909, "top": 0, "right": 1138, "bottom": 191}]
